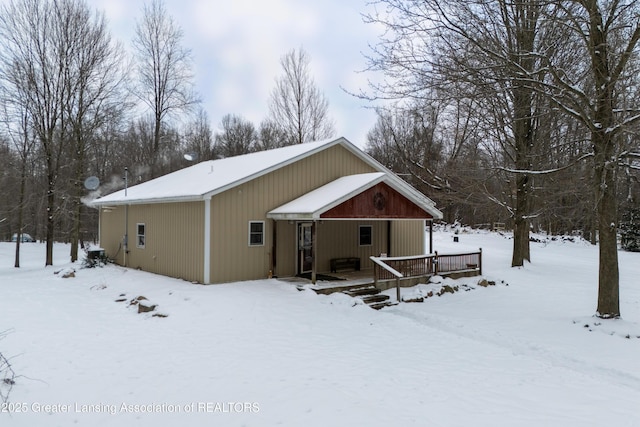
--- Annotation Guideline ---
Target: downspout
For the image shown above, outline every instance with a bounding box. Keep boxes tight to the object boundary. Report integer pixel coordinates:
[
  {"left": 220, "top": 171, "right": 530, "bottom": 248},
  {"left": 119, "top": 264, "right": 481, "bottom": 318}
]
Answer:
[
  {"left": 98, "top": 208, "right": 102, "bottom": 248},
  {"left": 123, "top": 168, "right": 129, "bottom": 267},
  {"left": 204, "top": 196, "right": 211, "bottom": 284},
  {"left": 124, "top": 204, "right": 128, "bottom": 267}
]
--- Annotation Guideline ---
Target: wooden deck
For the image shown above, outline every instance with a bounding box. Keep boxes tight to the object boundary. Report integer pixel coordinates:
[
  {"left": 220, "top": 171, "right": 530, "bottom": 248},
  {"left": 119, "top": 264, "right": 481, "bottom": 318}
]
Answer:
[
  {"left": 280, "top": 250, "right": 483, "bottom": 295},
  {"left": 278, "top": 269, "right": 375, "bottom": 295}
]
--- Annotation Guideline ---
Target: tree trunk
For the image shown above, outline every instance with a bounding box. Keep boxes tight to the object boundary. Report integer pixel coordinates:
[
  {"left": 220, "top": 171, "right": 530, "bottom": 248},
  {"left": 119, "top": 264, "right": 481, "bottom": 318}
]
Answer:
[
  {"left": 508, "top": 0, "right": 536, "bottom": 267},
  {"left": 45, "top": 168, "right": 55, "bottom": 266},
  {"left": 512, "top": 168, "right": 531, "bottom": 266},
  {"left": 14, "top": 233, "right": 21, "bottom": 268},
  {"left": 152, "top": 116, "right": 162, "bottom": 177},
  {"left": 588, "top": 3, "right": 620, "bottom": 318},
  {"left": 70, "top": 199, "right": 81, "bottom": 262},
  {"left": 594, "top": 131, "right": 620, "bottom": 318},
  {"left": 512, "top": 211, "right": 530, "bottom": 266},
  {"left": 14, "top": 154, "right": 28, "bottom": 268},
  {"left": 510, "top": 87, "right": 533, "bottom": 266},
  {"left": 70, "top": 133, "right": 86, "bottom": 263}
]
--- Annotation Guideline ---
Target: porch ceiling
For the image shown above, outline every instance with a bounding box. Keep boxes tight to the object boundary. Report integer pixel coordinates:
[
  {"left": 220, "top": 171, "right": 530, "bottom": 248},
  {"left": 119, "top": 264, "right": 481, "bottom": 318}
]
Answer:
[{"left": 267, "top": 172, "right": 438, "bottom": 221}]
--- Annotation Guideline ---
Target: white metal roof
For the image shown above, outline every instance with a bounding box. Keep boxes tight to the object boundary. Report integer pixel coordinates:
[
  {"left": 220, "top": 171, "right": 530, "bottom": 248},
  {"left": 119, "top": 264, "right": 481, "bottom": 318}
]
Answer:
[
  {"left": 91, "top": 136, "right": 443, "bottom": 220},
  {"left": 267, "top": 172, "right": 441, "bottom": 220},
  {"left": 92, "top": 138, "right": 345, "bottom": 206},
  {"left": 267, "top": 173, "right": 386, "bottom": 220}
]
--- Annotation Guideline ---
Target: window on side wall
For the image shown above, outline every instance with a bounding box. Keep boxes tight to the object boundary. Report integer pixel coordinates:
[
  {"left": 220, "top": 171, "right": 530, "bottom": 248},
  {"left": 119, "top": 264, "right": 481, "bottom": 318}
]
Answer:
[
  {"left": 137, "top": 223, "right": 146, "bottom": 248},
  {"left": 359, "top": 225, "right": 372, "bottom": 246},
  {"left": 249, "top": 221, "right": 264, "bottom": 246}
]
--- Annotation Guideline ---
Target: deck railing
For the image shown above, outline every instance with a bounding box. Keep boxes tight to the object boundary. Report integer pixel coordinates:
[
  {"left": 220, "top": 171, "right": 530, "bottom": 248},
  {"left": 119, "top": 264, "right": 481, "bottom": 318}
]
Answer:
[
  {"left": 370, "top": 249, "right": 482, "bottom": 301},
  {"left": 371, "top": 254, "right": 437, "bottom": 281},
  {"left": 436, "top": 250, "right": 482, "bottom": 276}
]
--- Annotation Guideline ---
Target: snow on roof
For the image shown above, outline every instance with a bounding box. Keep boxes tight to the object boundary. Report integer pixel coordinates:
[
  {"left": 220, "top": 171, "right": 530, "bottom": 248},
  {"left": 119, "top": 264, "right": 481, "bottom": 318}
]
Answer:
[
  {"left": 267, "top": 172, "right": 386, "bottom": 219},
  {"left": 92, "top": 137, "right": 345, "bottom": 205},
  {"left": 92, "top": 136, "right": 443, "bottom": 220}
]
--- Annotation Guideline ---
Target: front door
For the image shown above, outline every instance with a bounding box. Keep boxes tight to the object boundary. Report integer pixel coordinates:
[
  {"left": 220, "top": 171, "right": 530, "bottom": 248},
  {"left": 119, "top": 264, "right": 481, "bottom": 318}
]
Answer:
[{"left": 298, "top": 222, "right": 313, "bottom": 274}]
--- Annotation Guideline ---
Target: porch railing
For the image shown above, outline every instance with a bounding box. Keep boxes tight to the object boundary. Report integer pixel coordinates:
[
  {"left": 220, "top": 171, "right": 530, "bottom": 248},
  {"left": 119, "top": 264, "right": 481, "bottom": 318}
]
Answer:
[
  {"left": 370, "top": 249, "right": 482, "bottom": 301},
  {"left": 436, "top": 250, "right": 482, "bottom": 276},
  {"left": 371, "top": 253, "right": 437, "bottom": 281}
]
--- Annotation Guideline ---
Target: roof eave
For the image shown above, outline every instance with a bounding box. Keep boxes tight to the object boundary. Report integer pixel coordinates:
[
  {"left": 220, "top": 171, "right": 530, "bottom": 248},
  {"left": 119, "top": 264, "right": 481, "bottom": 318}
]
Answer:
[
  {"left": 92, "top": 195, "right": 204, "bottom": 207},
  {"left": 266, "top": 212, "right": 318, "bottom": 221}
]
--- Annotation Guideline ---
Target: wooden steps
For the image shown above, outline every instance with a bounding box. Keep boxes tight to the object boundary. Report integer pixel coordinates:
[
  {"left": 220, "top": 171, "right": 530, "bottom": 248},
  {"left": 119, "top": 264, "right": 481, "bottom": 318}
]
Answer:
[
  {"left": 343, "top": 285, "right": 395, "bottom": 310},
  {"left": 297, "top": 281, "right": 396, "bottom": 310}
]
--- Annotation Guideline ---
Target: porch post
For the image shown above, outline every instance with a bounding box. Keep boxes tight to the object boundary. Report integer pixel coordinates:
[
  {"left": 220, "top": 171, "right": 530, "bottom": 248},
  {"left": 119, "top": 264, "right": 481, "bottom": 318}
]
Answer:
[
  {"left": 387, "top": 220, "right": 392, "bottom": 256},
  {"left": 311, "top": 220, "right": 317, "bottom": 284},
  {"left": 428, "top": 219, "right": 433, "bottom": 254},
  {"left": 270, "top": 219, "right": 277, "bottom": 277}
]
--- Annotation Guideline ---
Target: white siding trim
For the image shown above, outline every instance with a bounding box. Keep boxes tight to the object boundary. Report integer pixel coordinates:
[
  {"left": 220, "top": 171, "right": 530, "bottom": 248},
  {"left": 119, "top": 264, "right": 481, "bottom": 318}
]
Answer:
[
  {"left": 422, "top": 220, "right": 429, "bottom": 255},
  {"left": 204, "top": 197, "right": 211, "bottom": 284}
]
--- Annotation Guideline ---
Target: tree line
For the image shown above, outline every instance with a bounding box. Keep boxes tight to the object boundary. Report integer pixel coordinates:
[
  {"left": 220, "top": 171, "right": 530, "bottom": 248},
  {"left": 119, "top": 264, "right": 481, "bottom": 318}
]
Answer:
[
  {"left": 361, "top": 0, "right": 640, "bottom": 318},
  {"left": 0, "top": 0, "right": 334, "bottom": 267}
]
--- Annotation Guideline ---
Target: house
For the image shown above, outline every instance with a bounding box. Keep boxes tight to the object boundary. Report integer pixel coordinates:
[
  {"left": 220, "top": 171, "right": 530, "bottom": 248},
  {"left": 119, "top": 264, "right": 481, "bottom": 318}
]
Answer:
[{"left": 92, "top": 137, "right": 443, "bottom": 284}]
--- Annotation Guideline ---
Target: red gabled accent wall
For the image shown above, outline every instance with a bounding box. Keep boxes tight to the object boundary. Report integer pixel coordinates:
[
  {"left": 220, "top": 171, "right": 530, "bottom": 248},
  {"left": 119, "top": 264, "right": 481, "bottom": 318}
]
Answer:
[{"left": 321, "top": 182, "right": 432, "bottom": 219}]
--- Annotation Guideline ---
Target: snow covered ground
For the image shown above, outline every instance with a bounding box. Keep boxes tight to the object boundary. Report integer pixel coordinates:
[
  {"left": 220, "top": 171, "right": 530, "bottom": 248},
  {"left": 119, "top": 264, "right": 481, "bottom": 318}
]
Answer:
[{"left": 1, "top": 229, "right": 639, "bottom": 427}]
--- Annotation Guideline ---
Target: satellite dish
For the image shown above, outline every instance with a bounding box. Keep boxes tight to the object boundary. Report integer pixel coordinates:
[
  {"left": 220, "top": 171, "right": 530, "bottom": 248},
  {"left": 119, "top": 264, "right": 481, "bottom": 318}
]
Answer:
[
  {"left": 84, "top": 176, "right": 100, "bottom": 191},
  {"left": 184, "top": 152, "right": 198, "bottom": 162}
]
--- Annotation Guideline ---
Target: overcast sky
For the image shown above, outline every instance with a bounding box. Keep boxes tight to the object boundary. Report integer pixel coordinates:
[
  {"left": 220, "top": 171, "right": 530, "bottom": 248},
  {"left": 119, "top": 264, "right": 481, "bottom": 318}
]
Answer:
[{"left": 88, "top": 0, "right": 384, "bottom": 148}]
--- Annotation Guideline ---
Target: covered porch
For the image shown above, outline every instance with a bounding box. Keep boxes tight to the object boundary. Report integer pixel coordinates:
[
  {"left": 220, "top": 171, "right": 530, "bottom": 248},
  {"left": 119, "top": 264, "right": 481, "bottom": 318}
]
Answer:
[
  {"left": 280, "top": 250, "right": 483, "bottom": 295},
  {"left": 267, "top": 172, "right": 440, "bottom": 284},
  {"left": 277, "top": 248, "right": 483, "bottom": 310}
]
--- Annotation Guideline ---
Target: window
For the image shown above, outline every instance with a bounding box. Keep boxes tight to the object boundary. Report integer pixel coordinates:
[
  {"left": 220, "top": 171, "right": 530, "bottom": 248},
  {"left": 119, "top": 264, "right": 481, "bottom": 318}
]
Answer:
[
  {"left": 249, "top": 221, "right": 264, "bottom": 246},
  {"left": 359, "top": 225, "right": 372, "bottom": 246},
  {"left": 136, "top": 223, "right": 146, "bottom": 248}
]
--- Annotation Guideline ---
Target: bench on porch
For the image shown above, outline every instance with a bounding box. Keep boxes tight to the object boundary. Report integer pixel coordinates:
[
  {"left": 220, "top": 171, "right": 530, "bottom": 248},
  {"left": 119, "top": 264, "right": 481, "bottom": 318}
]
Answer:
[{"left": 330, "top": 257, "right": 361, "bottom": 273}]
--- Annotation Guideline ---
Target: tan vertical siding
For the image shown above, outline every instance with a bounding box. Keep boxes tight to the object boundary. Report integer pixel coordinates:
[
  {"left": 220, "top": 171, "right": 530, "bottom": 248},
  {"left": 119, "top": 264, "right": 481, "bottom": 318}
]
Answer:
[
  {"left": 209, "top": 144, "right": 377, "bottom": 283},
  {"left": 99, "top": 206, "right": 125, "bottom": 265},
  {"left": 390, "top": 220, "right": 426, "bottom": 257},
  {"left": 315, "top": 221, "right": 387, "bottom": 272},
  {"left": 123, "top": 202, "right": 204, "bottom": 283},
  {"left": 274, "top": 220, "right": 296, "bottom": 277}
]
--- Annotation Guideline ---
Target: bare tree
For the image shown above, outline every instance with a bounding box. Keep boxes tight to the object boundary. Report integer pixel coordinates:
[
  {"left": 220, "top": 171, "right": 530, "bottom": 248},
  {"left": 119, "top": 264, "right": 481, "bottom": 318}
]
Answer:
[
  {"left": 268, "top": 48, "right": 335, "bottom": 145},
  {"left": 214, "top": 114, "right": 257, "bottom": 157},
  {"left": 61, "top": 1, "right": 128, "bottom": 262},
  {"left": 365, "top": 99, "right": 499, "bottom": 226},
  {"left": 183, "top": 107, "right": 214, "bottom": 161},
  {"left": 0, "top": 99, "right": 36, "bottom": 267},
  {"left": 364, "top": 0, "right": 556, "bottom": 267},
  {"left": 0, "top": 0, "right": 73, "bottom": 266},
  {"left": 538, "top": 0, "right": 640, "bottom": 318},
  {"left": 365, "top": 109, "right": 408, "bottom": 174},
  {"left": 256, "top": 118, "right": 288, "bottom": 151},
  {"left": 0, "top": 139, "right": 13, "bottom": 242},
  {"left": 132, "top": 0, "right": 199, "bottom": 177},
  {"left": 0, "top": 0, "right": 128, "bottom": 265},
  {"left": 364, "top": 0, "right": 640, "bottom": 318}
]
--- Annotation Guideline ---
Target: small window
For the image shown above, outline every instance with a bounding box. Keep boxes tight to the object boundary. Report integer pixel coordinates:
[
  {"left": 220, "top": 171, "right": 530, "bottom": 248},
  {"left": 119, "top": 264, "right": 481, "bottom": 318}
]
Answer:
[
  {"left": 249, "top": 221, "right": 264, "bottom": 246},
  {"left": 136, "top": 223, "right": 146, "bottom": 248},
  {"left": 359, "top": 225, "right": 372, "bottom": 246}
]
